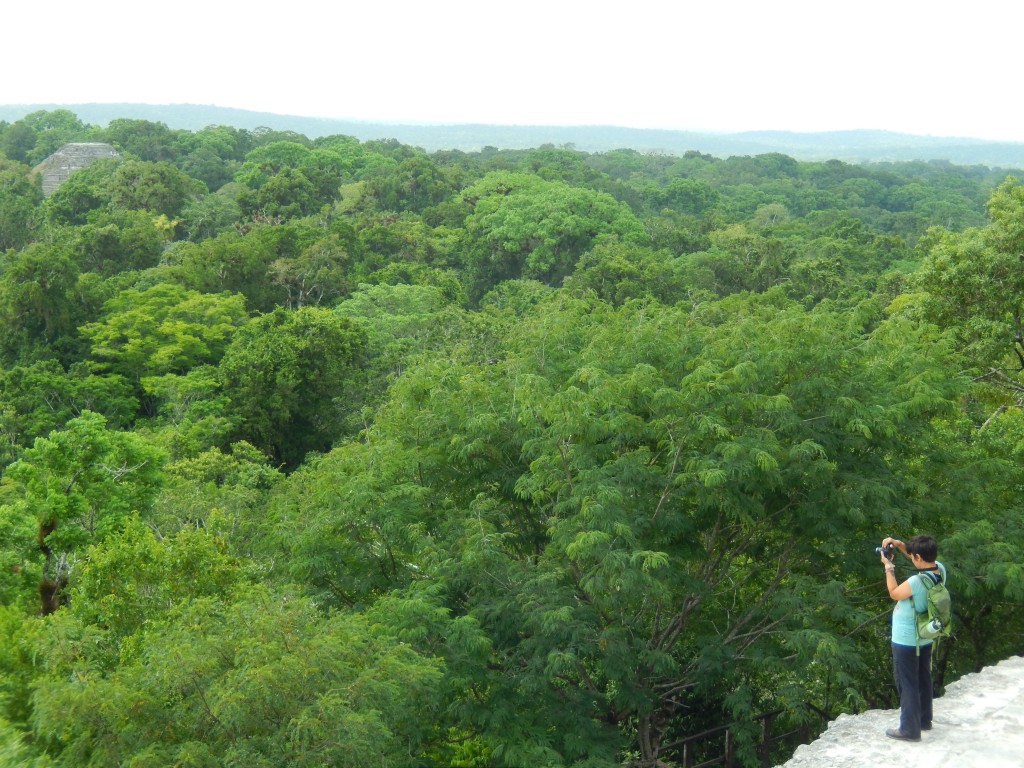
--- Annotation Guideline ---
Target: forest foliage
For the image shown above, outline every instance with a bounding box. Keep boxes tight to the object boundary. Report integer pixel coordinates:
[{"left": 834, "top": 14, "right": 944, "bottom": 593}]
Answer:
[{"left": 1, "top": 109, "right": 1023, "bottom": 767}]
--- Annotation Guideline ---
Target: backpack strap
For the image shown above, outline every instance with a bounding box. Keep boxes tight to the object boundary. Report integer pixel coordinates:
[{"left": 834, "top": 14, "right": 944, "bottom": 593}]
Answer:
[{"left": 913, "top": 571, "right": 939, "bottom": 656}]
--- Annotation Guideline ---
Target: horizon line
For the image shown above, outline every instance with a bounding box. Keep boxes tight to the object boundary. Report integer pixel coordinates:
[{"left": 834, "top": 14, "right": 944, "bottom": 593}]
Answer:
[{"left": 3, "top": 102, "right": 1022, "bottom": 145}]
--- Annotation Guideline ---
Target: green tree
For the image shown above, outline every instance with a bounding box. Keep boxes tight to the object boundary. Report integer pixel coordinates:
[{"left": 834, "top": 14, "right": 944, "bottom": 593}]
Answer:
[
  {"left": 463, "top": 172, "right": 647, "bottom": 298},
  {"left": 0, "top": 243, "right": 82, "bottom": 361},
  {"left": 0, "top": 715, "right": 52, "bottom": 767},
  {"left": 218, "top": 306, "right": 367, "bottom": 467},
  {"left": 362, "top": 154, "right": 457, "bottom": 213},
  {"left": 43, "top": 158, "right": 121, "bottom": 226},
  {"left": 308, "top": 292, "right": 961, "bottom": 765},
  {"left": 648, "top": 176, "right": 721, "bottom": 216},
  {"left": 239, "top": 166, "right": 320, "bottom": 220},
  {"left": 0, "top": 360, "right": 137, "bottom": 469},
  {"left": 0, "top": 158, "right": 42, "bottom": 251},
  {"left": 62, "top": 208, "right": 165, "bottom": 276},
  {"left": 353, "top": 211, "right": 457, "bottom": 278},
  {"left": 233, "top": 140, "right": 355, "bottom": 219},
  {"left": 16, "top": 110, "right": 84, "bottom": 134},
  {"left": 563, "top": 237, "right": 687, "bottom": 305},
  {"left": 139, "top": 365, "right": 237, "bottom": 459},
  {"left": 0, "top": 412, "right": 163, "bottom": 614},
  {"left": 915, "top": 177, "right": 1024, "bottom": 384},
  {"left": 19, "top": 110, "right": 89, "bottom": 167},
  {"left": 172, "top": 124, "right": 250, "bottom": 191},
  {"left": 29, "top": 585, "right": 442, "bottom": 767},
  {"left": 59, "top": 518, "right": 240, "bottom": 645},
  {"left": 0, "top": 123, "right": 38, "bottom": 165},
  {"left": 80, "top": 283, "right": 249, "bottom": 381},
  {"left": 267, "top": 231, "right": 353, "bottom": 308},
  {"left": 101, "top": 118, "right": 180, "bottom": 162},
  {"left": 324, "top": 280, "right": 475, "bottom": 438},
  {"left": 179, "top": 182, "right": 244, "bottom": 240},
  {"left": 171, "top": 223, "right": 301, "bottom": 312},
  {"left": 235, "top": 141, "right": 314, "bottom": 189},
  {"left": 104, "top": 159, "right": 202, "bottom": 218},
  {"left": 151, "top": 441, "right": 282, "bottom": 552},
  {"left": 904, "top": 409, "right": 1024, "bottom": 683}
]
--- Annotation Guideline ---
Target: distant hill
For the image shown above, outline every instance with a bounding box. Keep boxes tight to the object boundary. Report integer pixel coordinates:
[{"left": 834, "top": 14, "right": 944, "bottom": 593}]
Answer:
[{"left": 3, "top": 103, "right": 1024, "bottom": 168}]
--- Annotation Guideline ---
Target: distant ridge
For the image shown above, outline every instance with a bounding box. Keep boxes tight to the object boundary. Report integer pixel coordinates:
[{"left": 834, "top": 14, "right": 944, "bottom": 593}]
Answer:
[{"left": 3, "top": 103, "right": 1024, "bottom": 168}]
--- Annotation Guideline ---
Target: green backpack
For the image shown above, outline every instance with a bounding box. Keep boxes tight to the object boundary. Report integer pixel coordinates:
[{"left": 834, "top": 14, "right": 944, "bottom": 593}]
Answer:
[{"left": 915, "top": 569, "right": 952, "bottom": 653}]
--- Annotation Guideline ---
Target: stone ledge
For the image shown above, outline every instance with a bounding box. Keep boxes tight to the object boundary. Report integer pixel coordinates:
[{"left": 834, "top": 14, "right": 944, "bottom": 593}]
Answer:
[{"left": 778, "top": 655, "right": 1024, "bottom": 768}]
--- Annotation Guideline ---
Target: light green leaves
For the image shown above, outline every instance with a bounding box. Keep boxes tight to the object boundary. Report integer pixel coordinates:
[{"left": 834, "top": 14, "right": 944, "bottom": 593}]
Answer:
[
  {"left": 4, "top": 411, "right": 164, "bottom": 556},
  {"left": 81, "top": 283, "right": 249, "bottom": 379},
  {"left": 29, "top": 585, "right": 442, "bottom": 768}
]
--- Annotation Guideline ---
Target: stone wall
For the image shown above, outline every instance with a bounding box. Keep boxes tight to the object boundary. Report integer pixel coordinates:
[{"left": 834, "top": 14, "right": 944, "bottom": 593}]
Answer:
[{"left": 32, "top": 142, "right": 120, "bottom": 196}]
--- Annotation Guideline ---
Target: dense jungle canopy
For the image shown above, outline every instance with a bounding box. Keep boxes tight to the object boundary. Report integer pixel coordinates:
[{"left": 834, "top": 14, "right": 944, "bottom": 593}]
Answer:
[{"left": 1, "top": 109, "right": 1023, "bottom": 768}]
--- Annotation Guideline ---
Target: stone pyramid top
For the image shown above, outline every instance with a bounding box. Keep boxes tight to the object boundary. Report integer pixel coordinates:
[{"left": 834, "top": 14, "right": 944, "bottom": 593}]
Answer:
[{"left": 32, "top": 142, "right": 120, "bottom": 196}]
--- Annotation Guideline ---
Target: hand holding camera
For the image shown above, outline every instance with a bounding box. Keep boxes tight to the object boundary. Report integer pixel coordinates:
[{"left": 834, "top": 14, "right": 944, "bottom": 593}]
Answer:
[{"left": 876, "top": 542, "right": 896, "bottom": 562}]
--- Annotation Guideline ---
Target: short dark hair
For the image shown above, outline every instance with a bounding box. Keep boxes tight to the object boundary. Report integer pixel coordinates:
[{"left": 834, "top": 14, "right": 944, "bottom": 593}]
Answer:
[{"left": 906, "top": 534, "right": 938, "bottom": 562}]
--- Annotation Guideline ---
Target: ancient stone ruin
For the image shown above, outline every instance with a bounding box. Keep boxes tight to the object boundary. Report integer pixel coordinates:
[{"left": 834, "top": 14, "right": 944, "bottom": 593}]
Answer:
[{"left": 32, "top": 142, "right": 120, "bottom": 196}]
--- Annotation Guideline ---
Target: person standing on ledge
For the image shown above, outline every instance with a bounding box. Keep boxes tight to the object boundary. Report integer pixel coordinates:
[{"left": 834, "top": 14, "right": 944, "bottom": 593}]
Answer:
[{"left": 880, "top": 534, "right": 947, "bottom": 742}]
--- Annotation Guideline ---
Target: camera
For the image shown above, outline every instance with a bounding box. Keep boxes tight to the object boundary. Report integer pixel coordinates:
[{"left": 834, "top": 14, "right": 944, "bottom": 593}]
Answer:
[{"left": 875, "top": 542, "right": 896, "bottom": 561}]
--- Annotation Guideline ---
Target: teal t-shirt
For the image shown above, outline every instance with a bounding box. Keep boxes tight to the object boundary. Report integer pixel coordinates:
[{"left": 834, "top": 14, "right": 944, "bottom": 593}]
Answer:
[{"left": 891, "top": 562, "right": 947, "bottom": 647}]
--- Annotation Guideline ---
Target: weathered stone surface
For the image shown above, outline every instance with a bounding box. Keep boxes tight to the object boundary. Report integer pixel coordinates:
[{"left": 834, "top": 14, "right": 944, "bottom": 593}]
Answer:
[
  {"left": 777, "top": 655, "right": 1024, "bottom": 768},
  {"left": 32, "top": 142, "right": 120, "bottom": 196}
]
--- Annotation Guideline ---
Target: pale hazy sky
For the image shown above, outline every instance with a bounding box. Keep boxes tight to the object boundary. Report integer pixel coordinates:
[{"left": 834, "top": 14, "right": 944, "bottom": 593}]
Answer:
[{"left": 3, "top": 0, "right": 1020, "bottom": 142}]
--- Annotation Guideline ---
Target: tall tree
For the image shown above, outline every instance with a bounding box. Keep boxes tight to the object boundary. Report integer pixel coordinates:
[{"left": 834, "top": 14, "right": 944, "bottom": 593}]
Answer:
[
  {"left": 80, "top": 283, "right": 249, "bottom": 381},
  {"left": 171, "top": 224, "right": 301, "bottom": 312},
  {"left": 28, "top": 584, "right": 442, "bottom": 767},
  {"left": 0, "top": 243, "right": 81, "bottom": 361},
  {"left": 914, "top": 177, "right": 1024, "bottom": 397},
  {"left": 0, "top": 158, "right": 42, "bottom": 251},
  {"left": 278, "top": 291, "right": 962, "bottom": 765},
  {"left": 462, "top": 172, "right": 647, "bottom": 299},
  {"left": 101, "top": 118, "right": 180, "bottom": 162},
  {"left": 103, "top": 159, "right": 203, "bottom": 218},
  {"left": 0, "top": 412, "right": 163, "bottom": 614},
  {"left": 217, "top": 306, "right": 367, "bottom": 467}
]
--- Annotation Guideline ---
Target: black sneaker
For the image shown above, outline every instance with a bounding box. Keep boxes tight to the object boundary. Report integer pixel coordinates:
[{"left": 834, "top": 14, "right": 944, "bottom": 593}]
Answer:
[
  {"left": 886, "top": 728, "right": 921, "bottom": 742},
  {"left": 922, "top": 723, "right": 932, "bottom": 731}
]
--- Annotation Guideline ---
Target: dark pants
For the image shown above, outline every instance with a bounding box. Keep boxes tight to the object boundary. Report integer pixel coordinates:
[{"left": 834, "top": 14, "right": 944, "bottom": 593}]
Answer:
[{"left": 892, "top": 643, "right": 933, "bottom": 737}]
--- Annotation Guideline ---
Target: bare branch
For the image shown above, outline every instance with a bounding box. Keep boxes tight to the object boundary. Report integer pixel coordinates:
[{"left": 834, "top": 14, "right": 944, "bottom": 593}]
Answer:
[
  {"left": 980, "top": 404, "right": 1008, "bottom": 431},
  {"left": 98, "top": 459, "right": 148, "bottom": 481}
]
